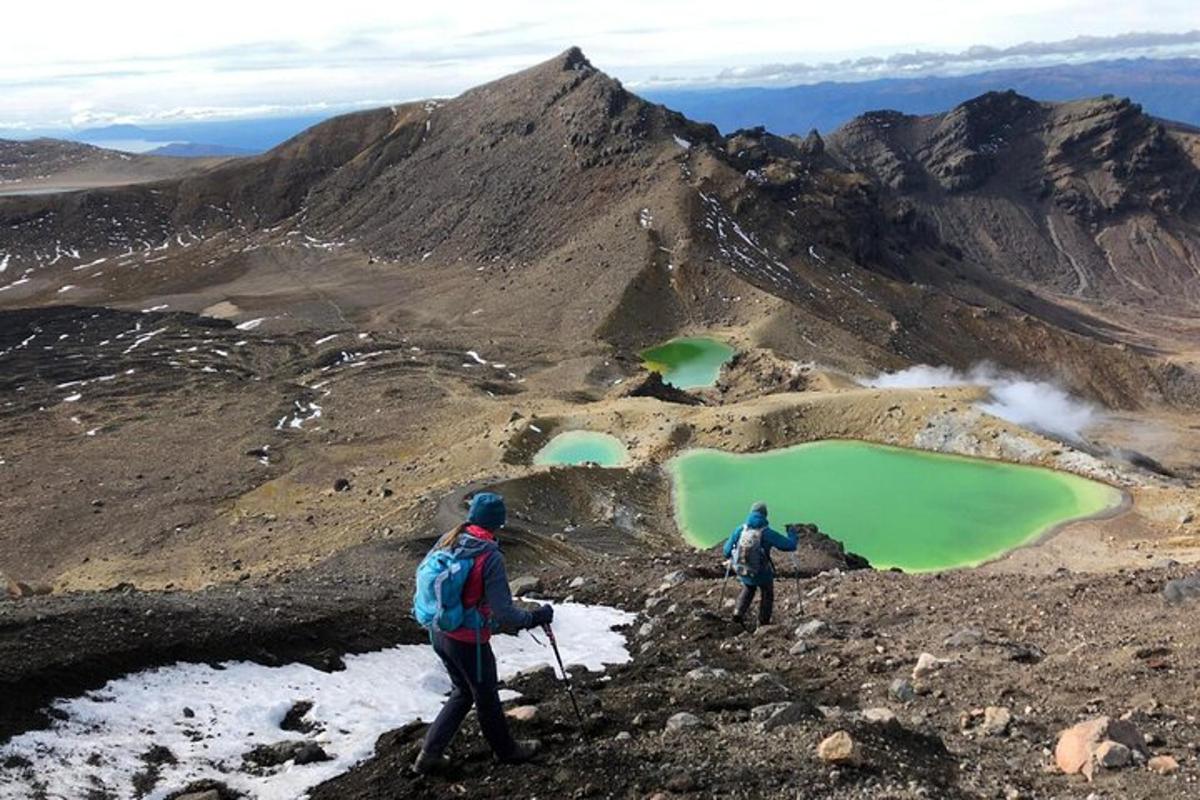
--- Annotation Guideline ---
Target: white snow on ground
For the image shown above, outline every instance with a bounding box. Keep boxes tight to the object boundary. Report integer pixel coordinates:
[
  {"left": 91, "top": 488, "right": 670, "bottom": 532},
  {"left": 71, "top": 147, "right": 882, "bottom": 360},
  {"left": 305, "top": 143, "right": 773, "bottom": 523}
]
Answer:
[
  {"left": 278, "top": 400, "right": 323, "bottom": 430},
  {"left": 0, "top": 603, "right": 634, "bottom": 800},
  {"left": 672, "top": 134, "right": 691, "bottom": 150},
  {"left": 0, "top": 254, "right": 8, "bottom": 272},
  {"left": 863, "top": 363, "right": 1099, "bottom": 441},
  {"left": 236, "top": 318, "right": 266, "bottom": 331},
  {"left": 73, "top": 257, "right": 108, "bottom": 272},
  {"left": 314, "top": 334, "right": 339, "bottom": 346},
  {"left": 56, "top": 285, "right": 75, "bottom": 293},
  {"left": 465, "top": 350, "right": 488, "bottom": 365}
]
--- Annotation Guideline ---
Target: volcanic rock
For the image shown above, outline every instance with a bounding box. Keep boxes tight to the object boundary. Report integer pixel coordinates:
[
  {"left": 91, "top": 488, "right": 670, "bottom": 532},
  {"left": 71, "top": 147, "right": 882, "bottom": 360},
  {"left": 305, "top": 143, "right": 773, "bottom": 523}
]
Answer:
[
  {"left": 980, "top": 706, "right": 1012, "bottom": 737},
  {"left": 912, "top": 652, "right": 950, "bottom": 680},
  {"left": 817, "top": 731, "right": 856, "bottom": 765},
  {"left": 505, "top": 705, "right": 539, "bottom": 722},
  {"left": 510, "top": 576, "right": 542, "bottom": 597},
  {"left": 1055, "top": 717, "right": 1148, "bottom": 779},
  {"left": 664, "top": 712, "right": 703, "bottom": 732},
  {"left": 622, "top": 371, "right": 703, "bottom": 405},
  {"left": 1148, "top": 755, "right": 1180, "bottom": 774},
  {"left": 244, "top": 740, "right": 330, "bottom": 768}
]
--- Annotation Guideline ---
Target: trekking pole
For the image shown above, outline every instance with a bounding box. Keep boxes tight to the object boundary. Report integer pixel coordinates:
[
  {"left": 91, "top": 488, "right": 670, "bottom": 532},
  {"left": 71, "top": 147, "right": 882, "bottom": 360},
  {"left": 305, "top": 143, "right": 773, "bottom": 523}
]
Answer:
[
  {"left": 543, "top": 624, "right": 585, "bottom": 725},
  {"left": 791, "top": 550, "right": 802, "bottom": 614},
  {"left": 719, "top": 558, "right": 733, "bottom": 611}
]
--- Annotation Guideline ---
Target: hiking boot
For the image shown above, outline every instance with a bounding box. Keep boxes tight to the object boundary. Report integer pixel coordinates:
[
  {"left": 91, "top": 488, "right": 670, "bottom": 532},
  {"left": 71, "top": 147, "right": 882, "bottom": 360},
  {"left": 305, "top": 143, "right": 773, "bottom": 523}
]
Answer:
[
  {"left": 498, "top": 739, "right": 542, "bottom": 764},
  {"left": 411, "top": 749, "right": 450, "bottom": 775}
]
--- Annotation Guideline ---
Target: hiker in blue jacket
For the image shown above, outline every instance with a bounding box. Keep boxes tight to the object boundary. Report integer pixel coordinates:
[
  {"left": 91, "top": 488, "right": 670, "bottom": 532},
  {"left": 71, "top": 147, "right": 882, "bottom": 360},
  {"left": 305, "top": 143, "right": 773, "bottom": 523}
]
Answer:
[
  {"left": 413, "top": 492, "right": 553, "bottom": 775},
  {"left": 723, "top": 501, "right": 797, "bottom": 625}
]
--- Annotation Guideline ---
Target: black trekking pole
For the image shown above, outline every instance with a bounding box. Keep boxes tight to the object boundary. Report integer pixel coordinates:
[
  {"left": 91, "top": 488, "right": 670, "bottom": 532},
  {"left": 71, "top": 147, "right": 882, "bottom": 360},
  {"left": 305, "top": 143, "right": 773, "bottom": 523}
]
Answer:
[{"left": 543, "top": 624, "right": 585, "bottom": 725}]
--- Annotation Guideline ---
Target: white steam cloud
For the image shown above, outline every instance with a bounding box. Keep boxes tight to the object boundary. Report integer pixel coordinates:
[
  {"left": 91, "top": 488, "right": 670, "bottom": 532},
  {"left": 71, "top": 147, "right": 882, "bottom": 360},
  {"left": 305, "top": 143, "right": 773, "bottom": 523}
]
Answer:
[{"left": 863, "top": 364, "right": 1099, "bottom": 442}]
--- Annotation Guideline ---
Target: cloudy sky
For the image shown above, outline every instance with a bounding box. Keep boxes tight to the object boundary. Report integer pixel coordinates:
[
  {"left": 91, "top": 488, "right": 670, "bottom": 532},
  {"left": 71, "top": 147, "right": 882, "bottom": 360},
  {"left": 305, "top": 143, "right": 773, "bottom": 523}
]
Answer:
[{"left": 3, "top": 0, "right": 1199, "bottom": 128}]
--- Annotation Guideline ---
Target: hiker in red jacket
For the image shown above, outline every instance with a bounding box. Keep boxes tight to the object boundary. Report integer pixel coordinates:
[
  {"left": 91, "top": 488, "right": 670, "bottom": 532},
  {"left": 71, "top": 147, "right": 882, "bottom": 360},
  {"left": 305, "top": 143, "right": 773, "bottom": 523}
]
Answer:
[{"left": 412, "top": 492, "right": 553, "bottom": 775}]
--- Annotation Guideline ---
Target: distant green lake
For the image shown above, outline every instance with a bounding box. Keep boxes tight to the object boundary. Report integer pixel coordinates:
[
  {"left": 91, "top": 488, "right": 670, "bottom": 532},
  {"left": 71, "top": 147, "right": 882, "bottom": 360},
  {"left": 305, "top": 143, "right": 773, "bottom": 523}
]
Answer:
[
  {"left": 640, "top": 337, "right": 735, "bottom": 389},
  {"left": 668, "top": 440, "right": 1123, "bottom": 571},
  {"left": 533, "top": 431, "right": 629, "bottom": 467}
]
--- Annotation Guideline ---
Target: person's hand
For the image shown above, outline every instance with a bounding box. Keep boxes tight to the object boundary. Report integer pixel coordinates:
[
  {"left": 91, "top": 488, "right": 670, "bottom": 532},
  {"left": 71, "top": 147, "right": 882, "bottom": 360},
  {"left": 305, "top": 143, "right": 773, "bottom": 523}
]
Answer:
[{"left": 530, "top": 604, "right": 553, "bottom": 627}]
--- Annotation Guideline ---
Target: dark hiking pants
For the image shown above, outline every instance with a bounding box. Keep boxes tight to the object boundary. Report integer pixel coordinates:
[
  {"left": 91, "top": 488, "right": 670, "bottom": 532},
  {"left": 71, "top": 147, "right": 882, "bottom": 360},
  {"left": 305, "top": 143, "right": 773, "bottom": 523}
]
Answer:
[
  {"left": 423, "top": 633, "right": 519, "bottom": 760},
  {"left": 733, "top": 580, "right": 775, "bottom": 625}
]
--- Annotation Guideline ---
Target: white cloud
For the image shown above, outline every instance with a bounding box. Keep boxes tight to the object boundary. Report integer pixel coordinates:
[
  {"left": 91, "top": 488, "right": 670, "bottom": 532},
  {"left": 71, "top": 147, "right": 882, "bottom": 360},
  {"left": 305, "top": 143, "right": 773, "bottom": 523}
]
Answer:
[{"left": 2, "top": 2, "right": 1198, "bottom": 126}]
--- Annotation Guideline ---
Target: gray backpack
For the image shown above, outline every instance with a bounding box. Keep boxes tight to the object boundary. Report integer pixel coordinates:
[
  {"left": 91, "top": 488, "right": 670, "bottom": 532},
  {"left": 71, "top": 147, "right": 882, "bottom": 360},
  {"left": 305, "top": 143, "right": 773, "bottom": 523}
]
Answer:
[{"left": 733, "top": 526, "right": 766, "bottom": 579}]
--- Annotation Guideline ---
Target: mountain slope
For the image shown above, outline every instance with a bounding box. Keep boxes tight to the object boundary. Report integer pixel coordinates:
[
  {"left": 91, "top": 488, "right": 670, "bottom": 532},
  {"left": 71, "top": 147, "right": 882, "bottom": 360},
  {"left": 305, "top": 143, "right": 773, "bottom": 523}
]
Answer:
[
  {"left": 827, "top": 92, "right": 1200, "bottom": 307},
  {"left": 0, "top": 138, "right": 224, "bottom": 192},
  {"left": 0, "top": 50, "right": 1197, "bottom": 410}
]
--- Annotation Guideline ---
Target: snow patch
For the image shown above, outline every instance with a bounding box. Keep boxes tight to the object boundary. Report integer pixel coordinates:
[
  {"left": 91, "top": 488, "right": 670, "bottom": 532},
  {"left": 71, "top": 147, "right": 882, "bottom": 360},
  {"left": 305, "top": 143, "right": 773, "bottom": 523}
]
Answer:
[{"left": 0, "top": 603, "right": 634, "bottom": 800}]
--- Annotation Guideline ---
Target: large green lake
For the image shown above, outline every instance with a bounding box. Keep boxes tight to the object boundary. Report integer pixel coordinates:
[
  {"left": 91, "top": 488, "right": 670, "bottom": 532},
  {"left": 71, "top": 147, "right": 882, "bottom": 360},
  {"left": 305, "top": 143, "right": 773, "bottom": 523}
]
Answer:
[
  {"left": 640, "top": 337, "right": 735, "bottom": 389},
  {"left": 668, "top": 440, "right": 1122, "bottom": 571},
  {"left": 534, "top": 431, "right": 629, "bottom": 467}
]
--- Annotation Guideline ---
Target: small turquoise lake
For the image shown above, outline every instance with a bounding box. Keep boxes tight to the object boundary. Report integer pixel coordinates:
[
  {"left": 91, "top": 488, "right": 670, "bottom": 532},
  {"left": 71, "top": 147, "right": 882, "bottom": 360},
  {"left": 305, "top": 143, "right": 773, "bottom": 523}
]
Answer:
[
  {"left": 640, "top": 337, "right": 735, "bottom": 389},
  {"left": 533, "top": 431, "right": 629, "bottom": 467}
]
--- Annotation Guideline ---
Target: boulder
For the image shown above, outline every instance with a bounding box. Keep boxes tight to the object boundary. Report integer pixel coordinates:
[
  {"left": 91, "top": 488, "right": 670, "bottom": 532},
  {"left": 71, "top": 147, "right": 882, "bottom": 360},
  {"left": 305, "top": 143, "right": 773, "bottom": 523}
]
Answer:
[
  {"left": 664, "top": 712, "right": 703, "bottom": 732},
  {"left": 760, "top": 700, "right": 819, "bottom": 733},
  {"left": 685, "top": 666, "right": 729, "bottom": 681},
  {"left": 243, "top": 740, "right": 330, "bottom": 768},
  {"left": 861, "top": 707, "right": 897, "bottom": 725},
  {"left": 658, "top": 570, "right": 688, "bottom": 591},
  {"left": 981, "top": 706, "right": 1012, "bottom": 737},
  {"left": 176, "top": 792, "right": 220, "bottom": 800},
  {"left": 789, "top": 640, "right": 816, "bottom": 655},
  {"left": 889, "top": 678, "right": 916, "bottom": 703},
  {"left": 510, "top": 575, "right": 542, "bottom": 597},
  {"left": 794, "top": 620, "right": 827, "bottom": 639},
  {"left": 912, "top": 652, "right": 951, "bottom": 680},
  {"left": 816, "top": 731, "right": 856, "bottom": 765},
  {"left": 333, "top": 478, "right": 351, "bottom": 492},
  {"left": 943, "top": 628, "right": 985, "bottom": 649},
  {"left": 750, "top": 702, "right": 790, "bottom": 722},
  {"left": 1095, "top": 740, "right": 1131, "bottom": 769},
  {"left": 1055, "top": 717, "right": 1148, "bottom": 779},
  {"left": 505, "top": 705, "right": 539, "bottom": 722},
  {"left": 280, "top": 700, "right": 317, "bottom": 734},
  {"left": 1148, "top": 755, "right": 1180, "bottom": 774},
  {"left": 5, "top": 580, "right": 51, "bottom": 600},
  {"left": 568, "top": 576, "right": 586, "bottom": 589},
  {"left": 1162, "top": 575, "right": 1200, "bottom": 604}
]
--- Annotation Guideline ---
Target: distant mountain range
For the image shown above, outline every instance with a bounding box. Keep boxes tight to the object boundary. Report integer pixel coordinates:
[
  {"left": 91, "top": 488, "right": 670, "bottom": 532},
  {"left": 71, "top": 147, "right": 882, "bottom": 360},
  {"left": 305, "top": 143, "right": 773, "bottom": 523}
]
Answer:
[
  {"left": 643, "top": 57, "right": 1200, "bottom": 135},
  {"left": 0, "top": 115, "right": 331, "bottom": 156},
  {"left": 145, "top": 142, "right": 257, "bottom": 158},
  {"left": 1, "top": 57, "right": 1198, "bottom": 157}
]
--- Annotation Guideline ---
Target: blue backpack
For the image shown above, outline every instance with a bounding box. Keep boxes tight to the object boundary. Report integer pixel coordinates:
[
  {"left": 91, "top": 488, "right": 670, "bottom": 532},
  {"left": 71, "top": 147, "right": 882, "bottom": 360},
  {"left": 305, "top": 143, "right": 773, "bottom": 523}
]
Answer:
[{"left": 412, "top": 547, "right": 486, "bottom": 635}]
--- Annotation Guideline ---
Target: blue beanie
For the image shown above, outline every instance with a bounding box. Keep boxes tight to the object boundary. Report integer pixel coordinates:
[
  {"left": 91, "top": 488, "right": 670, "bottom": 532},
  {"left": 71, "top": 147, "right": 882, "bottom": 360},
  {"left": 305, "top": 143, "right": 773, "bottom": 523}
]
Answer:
[{"left": 467, "top": 492, "right": 507, "bottom": 530}]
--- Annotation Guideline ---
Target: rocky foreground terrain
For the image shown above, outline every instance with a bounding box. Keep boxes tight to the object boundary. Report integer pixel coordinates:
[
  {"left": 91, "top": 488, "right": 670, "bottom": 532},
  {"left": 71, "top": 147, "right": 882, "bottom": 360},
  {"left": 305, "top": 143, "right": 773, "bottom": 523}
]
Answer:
[{"left": 5, "top": 541, "right": 1200, "bottom": 799}]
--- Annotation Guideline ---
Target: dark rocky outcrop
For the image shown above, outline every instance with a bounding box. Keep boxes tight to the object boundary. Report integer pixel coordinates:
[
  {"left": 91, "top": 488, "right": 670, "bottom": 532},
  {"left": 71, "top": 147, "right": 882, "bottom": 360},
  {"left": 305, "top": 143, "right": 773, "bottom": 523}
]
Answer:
[
  {"left": 622, "top": 371, "right": 704, "bottom": 405},
  {"left": 786, "top": 523, "right": 872, "bottom": 574}
]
